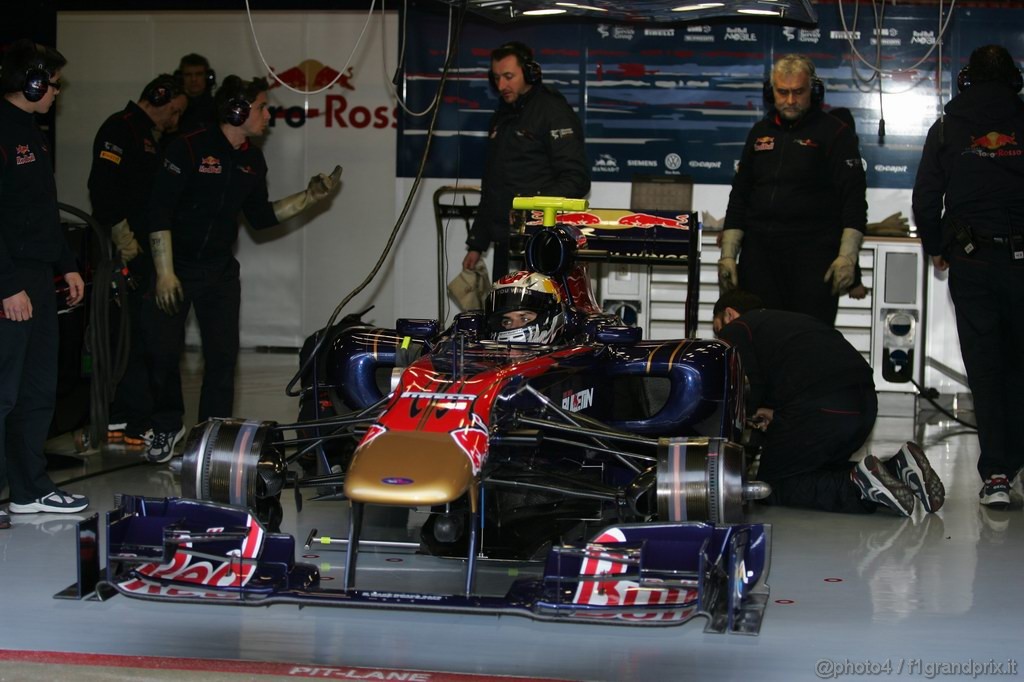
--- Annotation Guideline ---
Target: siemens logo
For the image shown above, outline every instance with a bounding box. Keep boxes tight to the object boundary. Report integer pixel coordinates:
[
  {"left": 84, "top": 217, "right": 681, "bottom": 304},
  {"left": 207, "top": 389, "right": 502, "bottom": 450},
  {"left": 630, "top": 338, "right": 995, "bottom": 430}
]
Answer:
[
  {"left": 874, "top": 164, "right": 908, "bottom": 173},
  {"left": 689, "top": 160, "right": 722, "bottom": 169},
  {"left": 627, "top": 160, "right": 658, "bottom": 167}
]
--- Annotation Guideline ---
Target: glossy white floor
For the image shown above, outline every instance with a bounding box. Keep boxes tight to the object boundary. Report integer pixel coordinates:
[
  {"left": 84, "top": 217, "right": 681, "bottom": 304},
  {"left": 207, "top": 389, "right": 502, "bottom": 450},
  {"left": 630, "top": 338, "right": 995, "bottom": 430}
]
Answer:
[{"left": 1, "top": 351, "right": 1021, "bottom": 682}]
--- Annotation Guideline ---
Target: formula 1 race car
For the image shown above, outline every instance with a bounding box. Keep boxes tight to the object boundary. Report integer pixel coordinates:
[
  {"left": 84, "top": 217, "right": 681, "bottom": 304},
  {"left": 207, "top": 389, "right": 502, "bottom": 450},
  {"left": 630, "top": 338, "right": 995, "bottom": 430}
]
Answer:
[{"left": 69, "top": 198, "right": 772, "bottom": 634}]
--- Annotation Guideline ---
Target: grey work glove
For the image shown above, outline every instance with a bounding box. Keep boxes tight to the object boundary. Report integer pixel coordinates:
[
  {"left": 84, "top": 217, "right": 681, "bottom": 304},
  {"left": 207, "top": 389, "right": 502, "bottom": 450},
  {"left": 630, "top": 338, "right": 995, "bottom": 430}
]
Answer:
[
  {"left": 717, "top": 229, "right": 743, "bottom": 292},
  {"left": 150, "top": 230, "right": 183, "bottom": 315},
  {"left": 273, "top": 165, "right": 342, "bottom": 223},
  {"left": 111, "top": 219, "right": 141, "bottom": 262},
  {"left": 824, "top": 228, "right": 864, "bottom": 296}
]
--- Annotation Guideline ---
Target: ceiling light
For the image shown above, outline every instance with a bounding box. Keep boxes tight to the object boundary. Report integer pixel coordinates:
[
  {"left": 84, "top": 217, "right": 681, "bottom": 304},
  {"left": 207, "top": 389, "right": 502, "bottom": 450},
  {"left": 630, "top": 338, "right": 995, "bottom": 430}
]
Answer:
[
  {"left": 672, "top": 2, "right": 725, "bottom": 11},
  {"left": 738, "top": 8, "right": 781, "bottom": 15},
  {"left": 556, "top": 2, "right": 609, "bottom": 11},
  {"left": 523, "top": 8, "right": 568, "bottom": 15}
]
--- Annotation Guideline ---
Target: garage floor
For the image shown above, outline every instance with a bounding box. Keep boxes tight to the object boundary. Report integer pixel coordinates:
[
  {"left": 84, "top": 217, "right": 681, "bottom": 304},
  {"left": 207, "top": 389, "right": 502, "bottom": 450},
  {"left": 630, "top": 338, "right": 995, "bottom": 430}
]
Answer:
[{"left": 1, "top": 351, "right": 1021, "bottom": 682}]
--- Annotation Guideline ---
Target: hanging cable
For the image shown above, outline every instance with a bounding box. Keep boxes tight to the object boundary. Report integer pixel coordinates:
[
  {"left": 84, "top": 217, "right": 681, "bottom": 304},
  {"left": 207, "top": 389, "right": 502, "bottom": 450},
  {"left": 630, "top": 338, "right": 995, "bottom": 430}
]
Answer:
[
  {"left": 285, "top": 1, "right": 469, "bottom": 397},
  {"left": 244, "top": 0, "right": 378, "bottom": 95},
  {"left": 381, "top": 0, "right": 452, "bottom": 117},
  {"left": 838, "top": 0, "right": 957, "bottom": 76}
]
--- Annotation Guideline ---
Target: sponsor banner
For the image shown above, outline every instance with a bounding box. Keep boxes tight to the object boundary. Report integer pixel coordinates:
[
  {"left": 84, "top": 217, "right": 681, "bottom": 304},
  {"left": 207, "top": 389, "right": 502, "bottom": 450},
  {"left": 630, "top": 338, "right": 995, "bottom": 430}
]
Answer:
[{"left": 400, "top": 5, "right": 1024, "bottom": 191}]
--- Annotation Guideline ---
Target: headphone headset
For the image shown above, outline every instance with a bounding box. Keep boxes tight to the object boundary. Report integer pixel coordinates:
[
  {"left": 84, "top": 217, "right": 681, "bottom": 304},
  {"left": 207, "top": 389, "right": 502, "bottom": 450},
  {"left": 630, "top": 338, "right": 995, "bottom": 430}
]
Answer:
[
  {"left": 143, "top": 76, "right": 181, "bottom": 107},
  {"left": 488, "top": 42, "right": 542, "bottom": 90},
  {"left": 22, "top": 64, "right": 50, "bottom": 102},
  {"left": 222, "top": 96, "right": 251, "bottom": 126},
  {"left": 217, "top": 76, "right": 252, "bottom": 126},
  {"left": 762, "top": 75, "right": 825, "bottom": 111},
  {"left": 956, "top": 64, "right": 1024, "bottom": 93}
]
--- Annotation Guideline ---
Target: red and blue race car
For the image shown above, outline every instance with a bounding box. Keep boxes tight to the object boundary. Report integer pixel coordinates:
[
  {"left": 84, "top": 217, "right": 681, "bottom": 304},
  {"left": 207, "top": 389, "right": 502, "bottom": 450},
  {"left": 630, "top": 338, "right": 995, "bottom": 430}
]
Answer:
[{"left": 71, "top": 200, "right": 772, "bottom": 635}]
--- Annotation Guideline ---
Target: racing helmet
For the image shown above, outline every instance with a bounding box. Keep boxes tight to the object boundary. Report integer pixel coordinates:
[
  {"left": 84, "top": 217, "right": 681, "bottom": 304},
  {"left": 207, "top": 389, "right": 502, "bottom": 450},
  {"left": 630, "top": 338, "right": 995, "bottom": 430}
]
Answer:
[{"left": 486, "top": 271, "right": 565, "bottom": 344}]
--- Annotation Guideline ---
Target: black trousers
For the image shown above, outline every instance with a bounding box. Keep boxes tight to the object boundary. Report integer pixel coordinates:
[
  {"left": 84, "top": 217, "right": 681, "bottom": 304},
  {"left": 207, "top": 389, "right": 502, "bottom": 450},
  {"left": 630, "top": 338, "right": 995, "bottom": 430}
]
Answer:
[
  {"left": 755, "top": 383, "right": 878, "bottom": 514},
  {"left": 108, "top": 280, "right": 153, "bottom": 434},
  {"left": 145, "top": 258, "right": 241, "bottom": 433},
  {"left": 739, "top": 229, "right": 841, "bottom": 327},
  {"left": 0, "top": 264, "right": 60, "bottom": 504},
  {"left": 947, "top": 244, "right": 1024, "bottom": 481},
  {"left": 492, "top": 235, "right": 510, "bottom": 280}
]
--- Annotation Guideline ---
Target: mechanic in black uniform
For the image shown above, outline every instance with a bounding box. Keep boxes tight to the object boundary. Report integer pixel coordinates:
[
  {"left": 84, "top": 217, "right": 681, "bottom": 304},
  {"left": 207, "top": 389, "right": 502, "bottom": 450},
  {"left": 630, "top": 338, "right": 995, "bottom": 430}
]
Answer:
[
  {"left": 721, "top": 54, "right": 867, "bottom": 327},
  {"left": 175, "top": 53, "right": 217, "bottom": 133},
  {"left": 88, "top": 74, "right": 188, "bottom": 446},
  {"left": 712, "top": 290, "right": 945, "bottom": 516},
  {"left": 0, "top": 40, "right": 88, "bottom": 524},
  {"left": 912, "top": 44, "right": 1024, "bottom": 509},
  {"left": 463, "top": 42, "right": 589, "bottom": 278},
  {"left": 144, "top": 75, "right": 341, "bottom": 463}
]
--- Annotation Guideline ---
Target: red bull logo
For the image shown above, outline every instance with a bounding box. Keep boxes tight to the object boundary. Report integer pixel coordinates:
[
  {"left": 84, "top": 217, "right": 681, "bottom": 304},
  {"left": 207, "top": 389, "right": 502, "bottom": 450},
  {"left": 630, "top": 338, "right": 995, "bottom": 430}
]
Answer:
[
  {"left": 268, "top": 59, "right": 355, "bottom": 92},
  {"left": 198, "top": 156, "right": 222, "bottom": 174},
  {"left": 972, "top": 131, "right": 1018, "bottom": 150},
  {"left": 554, "top": 211, "right": 602, "bottom": 226},
  {"left": 266, "top": 59, "right": 396, "bottom": 131},
  {"left": 967, "top": 130, "right": 1022, "bottom": 158},
  {"left": 754, "top": 136, "right": 774, "bottom": 152},
  {"left": 449, "top": 413, "right": 489, "bottom": 473},
  {"left": 617, "top": 213, "right": 689, "bottom": 229},
  {"left": 15, "top": 144, "right": 35, "bottom": 165}
]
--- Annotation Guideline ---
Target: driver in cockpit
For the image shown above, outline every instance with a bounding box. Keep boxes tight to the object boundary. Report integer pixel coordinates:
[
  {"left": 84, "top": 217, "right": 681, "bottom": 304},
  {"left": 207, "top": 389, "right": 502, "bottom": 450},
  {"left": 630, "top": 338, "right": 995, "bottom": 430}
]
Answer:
[{"left": 485, "top": 271, "right": 566, "bottom": 344}]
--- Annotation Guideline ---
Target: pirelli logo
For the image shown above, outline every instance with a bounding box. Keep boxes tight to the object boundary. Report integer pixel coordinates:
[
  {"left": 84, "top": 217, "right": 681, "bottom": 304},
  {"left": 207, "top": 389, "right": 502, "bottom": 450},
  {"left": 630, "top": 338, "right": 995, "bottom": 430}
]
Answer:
[{"left": 99, "top": 150, "right": 122, "bottom": 165}]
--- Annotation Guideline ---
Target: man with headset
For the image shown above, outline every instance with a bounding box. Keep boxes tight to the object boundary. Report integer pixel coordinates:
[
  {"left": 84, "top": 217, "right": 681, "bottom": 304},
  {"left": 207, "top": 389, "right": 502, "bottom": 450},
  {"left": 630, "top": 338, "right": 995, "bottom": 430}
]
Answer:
[
  {"left": 175, "top": 53, "right": 217, "bottom": 133},
  {"left": 912, "top": 44, "right": 1024, "bottom": 508},
  {"left": 88, "top": 74, "right": 188, "bottom": 446},
  {"left": 463, "top": 42, "right": 589, "bottom": 278},
  {"left": 144, "top": 75, "right": 342, "bottom": 463},
  {"left": 0, "top": 40, "right": 88, "bottom": 524},
  {"left": 720, "top": 54, "right": 867, "bottom": 327}
]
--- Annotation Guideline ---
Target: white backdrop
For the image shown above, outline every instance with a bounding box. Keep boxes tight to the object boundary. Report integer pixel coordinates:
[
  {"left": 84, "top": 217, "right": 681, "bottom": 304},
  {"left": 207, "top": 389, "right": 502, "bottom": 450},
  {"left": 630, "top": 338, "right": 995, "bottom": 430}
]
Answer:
[{"left": 55, "top": 10, "right": 399, "bottom": 347}]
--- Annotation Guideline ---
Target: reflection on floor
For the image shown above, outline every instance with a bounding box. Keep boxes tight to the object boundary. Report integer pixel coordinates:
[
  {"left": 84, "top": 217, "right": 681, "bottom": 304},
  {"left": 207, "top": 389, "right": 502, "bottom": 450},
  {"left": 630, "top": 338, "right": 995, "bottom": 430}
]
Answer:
[{"left": 1, "top": 350, "right": 1021, "bottom": 682}]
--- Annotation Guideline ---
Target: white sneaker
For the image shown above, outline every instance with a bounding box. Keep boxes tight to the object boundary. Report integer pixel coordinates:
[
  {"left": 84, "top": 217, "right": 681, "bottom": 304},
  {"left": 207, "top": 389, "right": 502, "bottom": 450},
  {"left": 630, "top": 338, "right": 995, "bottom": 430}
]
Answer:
[{"left": 9, "top": 490, "right": 89, "bottom": 514}]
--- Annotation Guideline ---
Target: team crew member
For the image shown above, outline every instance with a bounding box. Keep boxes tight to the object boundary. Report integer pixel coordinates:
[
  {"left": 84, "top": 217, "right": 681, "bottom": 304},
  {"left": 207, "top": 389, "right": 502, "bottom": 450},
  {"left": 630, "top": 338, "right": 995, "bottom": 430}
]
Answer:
[
  {"left": 713, "top": 291, "right": 944, "bottom": 516},
  {"left": 175, "top": 52, "right": 216, "bottom": 133},
  {"left": 144, "top": 75, "right": 341, "bottom": 463},
  {"left": 464, "top": 42, "right": 589, "bottom": 278},
  {"left": 0, "top": 40, "right": 88, "bottom": 524},
  {"left": 912, "top": 44, "right": 1024, "bottom": 508},
  {"left": 88, "top": 74, "right": 187, "bottom": 445},
  {"left": 721, "top": 54, "right": 867, "bottom": 326}
]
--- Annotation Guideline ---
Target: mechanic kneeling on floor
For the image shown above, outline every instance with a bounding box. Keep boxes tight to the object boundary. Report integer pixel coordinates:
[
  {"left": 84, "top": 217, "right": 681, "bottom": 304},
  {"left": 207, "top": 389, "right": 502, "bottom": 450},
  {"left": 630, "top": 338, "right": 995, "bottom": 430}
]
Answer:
[{"left": 712, "top": 290, "right": 945, "bottom": 516}]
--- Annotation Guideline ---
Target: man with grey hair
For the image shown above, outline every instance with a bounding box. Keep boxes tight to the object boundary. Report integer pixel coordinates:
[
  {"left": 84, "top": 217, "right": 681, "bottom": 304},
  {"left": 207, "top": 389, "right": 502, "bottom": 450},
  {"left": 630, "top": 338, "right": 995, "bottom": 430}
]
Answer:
[{"left": 720, "top": 54, "right": 867, "bottom": 327}]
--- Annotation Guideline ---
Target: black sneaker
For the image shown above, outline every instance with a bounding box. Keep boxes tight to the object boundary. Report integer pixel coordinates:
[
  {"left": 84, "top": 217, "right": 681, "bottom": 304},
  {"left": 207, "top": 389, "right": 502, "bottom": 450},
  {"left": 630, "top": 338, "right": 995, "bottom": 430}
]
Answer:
[
  {"left": 853, "top": 455, "right": 916, "bottom": 517},
  {"left": 146, "top": 426, "right": 186, "bottom": 463},
  {"left": 886, "top": 442, "right": 945, "bottom": 513},
  {"left": 979, "top": 475, "right": 1011, "bottom": 509},
  {"left": 9, "top": 490, "right": 89, "bottom": 514},
  {"left": 0, "top": 507, "right": 9, "bottom": 529}
]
